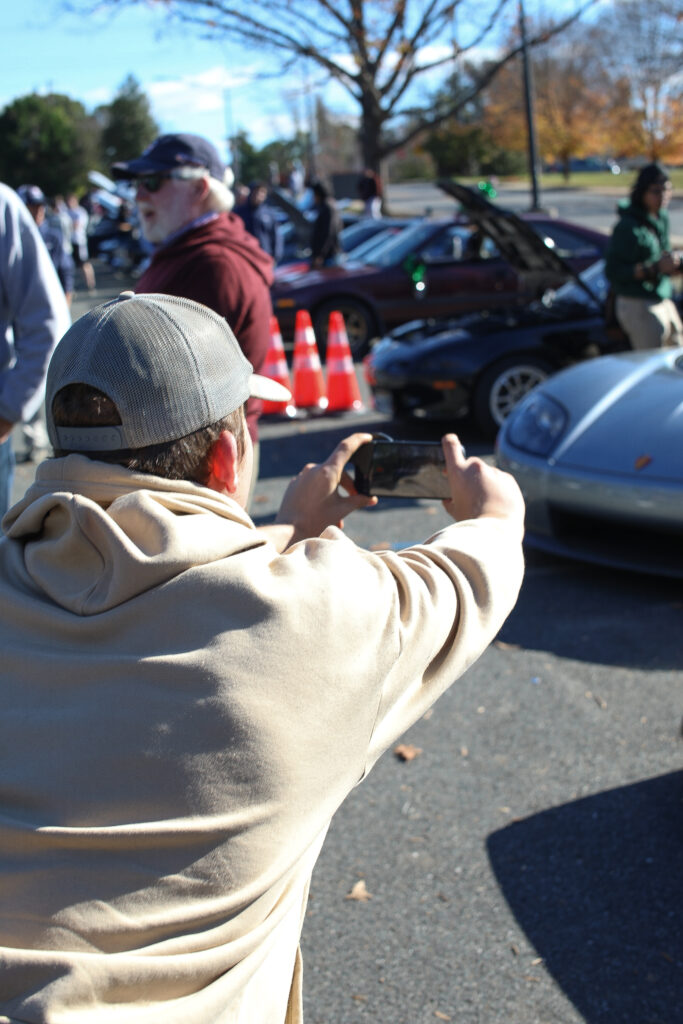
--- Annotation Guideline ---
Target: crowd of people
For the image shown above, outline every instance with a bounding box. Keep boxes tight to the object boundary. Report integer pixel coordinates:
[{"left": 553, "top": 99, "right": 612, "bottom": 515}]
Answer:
[{"left": 0, "top": 136, "right": 680, "bottom": 1020}]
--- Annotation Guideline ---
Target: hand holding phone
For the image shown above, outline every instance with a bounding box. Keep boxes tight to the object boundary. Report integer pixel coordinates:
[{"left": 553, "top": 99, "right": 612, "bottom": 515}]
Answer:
[
  {"left": 349, "top": 434, "right": 524, "bottom": 536},
  {"left": 349, "top": 435, "right": 453, "bottom": 499}
]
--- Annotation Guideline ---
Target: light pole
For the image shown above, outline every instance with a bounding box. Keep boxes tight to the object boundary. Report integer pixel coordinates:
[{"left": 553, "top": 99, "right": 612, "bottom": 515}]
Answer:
[
  {"left": 223, "top": 87, "right": 239, "bottom": 183},
  {"left": 519, "top": 0, "right": 542, "bottom": 211},
  {"left": 302, "top": 63, "right": 318, "bottom": 181}
]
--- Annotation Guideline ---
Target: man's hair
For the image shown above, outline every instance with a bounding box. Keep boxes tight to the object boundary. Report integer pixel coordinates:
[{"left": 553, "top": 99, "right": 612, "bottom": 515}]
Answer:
[
  {"left": 51, "top": 383, "right": 246, "bottom": 484},
  {"left": 311, "top": 180, "right": 330, "bottom": 201},
  {"left": 631, "top": 163, "right": 670, "bottom": 209},
  {"left": 205, "top": 171, "right": 235, "bottom": 214}
]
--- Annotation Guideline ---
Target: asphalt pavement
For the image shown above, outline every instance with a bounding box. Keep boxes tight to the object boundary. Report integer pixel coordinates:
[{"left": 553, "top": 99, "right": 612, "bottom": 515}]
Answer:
[
  {"left": 11, "top": 220, "right": 683, "bottom": 1024},
  {"left": 384, "top": 179, "right": 683, "bottom": 246}
]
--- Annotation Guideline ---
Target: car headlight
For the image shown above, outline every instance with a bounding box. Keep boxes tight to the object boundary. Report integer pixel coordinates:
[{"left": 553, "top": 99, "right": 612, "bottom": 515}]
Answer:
[{"left": 505, "top": 393, "right": 567, "bottom": 456}]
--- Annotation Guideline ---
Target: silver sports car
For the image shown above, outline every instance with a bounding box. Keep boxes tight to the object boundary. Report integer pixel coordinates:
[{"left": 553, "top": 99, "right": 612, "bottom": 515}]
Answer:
[{"left": 496, "top": 347, "right": 683, "bottom": 577}]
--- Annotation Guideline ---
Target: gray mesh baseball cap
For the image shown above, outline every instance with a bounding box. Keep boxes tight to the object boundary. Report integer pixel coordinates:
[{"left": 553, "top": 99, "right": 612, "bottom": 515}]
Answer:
[{"left": 46, "top": 291, "right": 290, "bottom": 452}]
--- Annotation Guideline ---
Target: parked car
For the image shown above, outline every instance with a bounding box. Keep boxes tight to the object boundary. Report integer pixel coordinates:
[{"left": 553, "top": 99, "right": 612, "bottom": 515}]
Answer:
[
  {"left": 364, "top": 255, "right": 626, "bottom": 438},
  {"left": 496, "top": 347, "right": 683, "bottom": 578},
  {"left": 271, "top": 181, "right": 608, "bottom": 356},
  {"left": 274, "top": 216, "right": 414, "bottom": 278}
]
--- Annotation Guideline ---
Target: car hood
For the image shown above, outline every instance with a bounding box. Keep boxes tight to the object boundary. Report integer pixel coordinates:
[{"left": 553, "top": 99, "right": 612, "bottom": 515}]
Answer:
[
  {"left": 268, "top": 188, "right": 312, "bottom": 230},
  {"left": 437, "top": 179, "right": 600, "bottom": 305},
  {"left": 546, "top": 350, "right": 683, "bottom": 480},
  {"left": 272, "top": 261, "right": 379, "bottom": 292},
  {"left": 374, "top": 291, "right": 596, "bottom": 350}
]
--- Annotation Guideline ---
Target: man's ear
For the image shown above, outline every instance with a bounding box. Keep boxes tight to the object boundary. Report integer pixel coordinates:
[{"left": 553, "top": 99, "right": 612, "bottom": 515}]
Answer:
[
  {"left": 206, "top": 431, "right": 239, "bottom": 494},
  {"left": 194, "top": 175, "right": 211, "bottom": 203}
]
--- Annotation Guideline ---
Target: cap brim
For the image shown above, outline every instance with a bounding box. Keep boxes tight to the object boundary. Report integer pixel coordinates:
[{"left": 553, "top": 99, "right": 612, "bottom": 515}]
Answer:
[
  {"left": 110, "top": 157, "right": 173, "bottom": 179},
  {"left": 249, "top": 373, "right": 291, "bottom": 404}
]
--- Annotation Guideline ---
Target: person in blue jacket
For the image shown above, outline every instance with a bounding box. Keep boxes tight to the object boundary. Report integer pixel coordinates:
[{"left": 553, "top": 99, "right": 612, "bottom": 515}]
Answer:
[
  {"left": 233, "top": 180, "right": 283, "bottom": 262},
  {"left": 18, "top": 185, "right": 75, "bottom": 305}
]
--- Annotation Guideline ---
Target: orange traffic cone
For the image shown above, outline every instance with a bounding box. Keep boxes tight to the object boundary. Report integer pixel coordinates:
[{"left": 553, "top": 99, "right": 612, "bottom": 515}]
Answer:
[
  {"left": 262, "top": 316, "right": 296, "bottom": 416},
  {"left": 325, "top": 311, "right": 364, "bottom": 413},
  {"left": 291, "top": 310, "right": 328, "bottom": 411}
]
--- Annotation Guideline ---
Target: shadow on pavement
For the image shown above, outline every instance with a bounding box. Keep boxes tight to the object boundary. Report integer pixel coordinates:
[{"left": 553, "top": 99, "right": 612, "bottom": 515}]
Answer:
[
  {"left": 487, "top": 771, "right": 683, "bottom": 1024},
  {"left": 496, "top": 554, "right": 683, "bottom": 670}
]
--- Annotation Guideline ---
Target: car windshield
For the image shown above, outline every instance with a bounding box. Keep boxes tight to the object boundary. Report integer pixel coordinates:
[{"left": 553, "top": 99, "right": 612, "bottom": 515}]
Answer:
[
  {"left": 549, "top": 259, "right": 607, "bottom": 306},
  {"left": 344, "top": 226, "right": 409, "bottom": 262},
  {"left": 339, "top": 219, "right": 401, "bottom": 250},
  {"left": 362, "top": 221, "right": 452, "bottom": 268}
]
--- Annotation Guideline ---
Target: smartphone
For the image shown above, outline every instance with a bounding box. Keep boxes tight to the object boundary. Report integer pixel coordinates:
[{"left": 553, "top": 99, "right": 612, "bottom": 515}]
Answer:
[{"left": 350, "top": 438, "right": 451, "bottom": 499}]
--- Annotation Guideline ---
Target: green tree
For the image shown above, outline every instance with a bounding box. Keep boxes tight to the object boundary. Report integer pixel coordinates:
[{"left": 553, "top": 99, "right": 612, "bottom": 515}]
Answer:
[
  {"left": 230, "top": 131, "right": 263, "bottom": 185},
  {"left": 97, "top": 75, "right": 158, "bottom": 166},
  {"left": 0, "top": 93, "right": 100, "bottom": 195}
]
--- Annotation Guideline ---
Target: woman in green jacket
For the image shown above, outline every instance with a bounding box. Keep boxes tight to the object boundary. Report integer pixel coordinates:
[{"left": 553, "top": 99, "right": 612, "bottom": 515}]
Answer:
[{"left": 605, "top": 163, "right": 682, "bottom": 348}]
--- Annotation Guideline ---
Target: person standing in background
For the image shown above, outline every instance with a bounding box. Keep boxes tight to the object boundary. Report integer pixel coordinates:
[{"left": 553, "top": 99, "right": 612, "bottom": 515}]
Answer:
[
  {"left": 18, "top": 185, "right": 74, "bottom": 306},
  {"left": 310, "top": 180, "right": 341, "bottom": 268},
  {"left": 605, "top": 163, "right": 682, "bottom": 349},
  {"left": 234, "top": 181, "right": 283, "bottom": 262},
  {"left": 357, "top": 168, "right": 382, "bottom": 218},
  {"left": 66, "top": 193, "right": 96, "bottom": 291}
]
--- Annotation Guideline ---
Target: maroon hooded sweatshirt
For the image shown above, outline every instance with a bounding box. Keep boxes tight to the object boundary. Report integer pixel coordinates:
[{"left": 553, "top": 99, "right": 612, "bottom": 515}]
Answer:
[{"left": 135, "top": 213, "right": 274, "bottom": 442}]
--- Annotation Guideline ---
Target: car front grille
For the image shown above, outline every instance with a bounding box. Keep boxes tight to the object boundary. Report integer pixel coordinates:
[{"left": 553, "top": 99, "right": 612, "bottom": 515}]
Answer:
[{"left": 547, "top": 504, "right": 683, "bottom": 576}]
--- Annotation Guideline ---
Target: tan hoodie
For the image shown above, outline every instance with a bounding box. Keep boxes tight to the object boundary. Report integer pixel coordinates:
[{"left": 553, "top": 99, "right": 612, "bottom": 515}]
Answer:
[{"left": 0, "top": 455, "right": 524, "bottom": 1023}]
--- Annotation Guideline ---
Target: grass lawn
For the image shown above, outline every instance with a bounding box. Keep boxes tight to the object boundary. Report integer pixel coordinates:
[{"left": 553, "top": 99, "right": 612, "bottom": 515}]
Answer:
[{"left": 497, "top": 169, "right": 683, "bottom": 191}]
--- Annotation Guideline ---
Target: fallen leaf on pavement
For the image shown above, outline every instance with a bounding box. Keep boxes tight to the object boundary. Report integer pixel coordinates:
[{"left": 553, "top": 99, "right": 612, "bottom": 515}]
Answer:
[
  {"left": 394, "top": 743, "right": 422, "bottom": 762},
  {"left": 434, "top": 1012, "right": 452, "bottom": 1020},
  {"left": 346, "top": 879, "right": 372, "bottom": 901}
]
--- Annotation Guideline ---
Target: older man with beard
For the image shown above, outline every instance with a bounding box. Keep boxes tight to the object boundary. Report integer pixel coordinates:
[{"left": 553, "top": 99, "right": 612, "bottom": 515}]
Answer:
[{"left": 112, "top": 134, "right": 275, "bottom": 489}]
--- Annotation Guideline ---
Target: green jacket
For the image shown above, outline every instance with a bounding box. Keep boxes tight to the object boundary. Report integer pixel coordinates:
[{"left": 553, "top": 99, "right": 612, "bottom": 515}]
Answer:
[{"left": 605, "top": 200, "right": 672, "bottom": 300}]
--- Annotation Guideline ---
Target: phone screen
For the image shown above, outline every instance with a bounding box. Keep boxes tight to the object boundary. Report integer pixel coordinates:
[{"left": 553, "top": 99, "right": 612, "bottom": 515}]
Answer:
[{"left": 351, "top": 440, "right": 450, "bottom": 499}]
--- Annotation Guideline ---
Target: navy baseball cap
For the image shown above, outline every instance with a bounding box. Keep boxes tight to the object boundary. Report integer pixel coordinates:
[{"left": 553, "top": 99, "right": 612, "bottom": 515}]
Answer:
[
  {"left": 18, "top": 184, "right": 47, "bottom": 206},
  {"left": 111, "top": 133, "right": 225, "bottom": 181}
]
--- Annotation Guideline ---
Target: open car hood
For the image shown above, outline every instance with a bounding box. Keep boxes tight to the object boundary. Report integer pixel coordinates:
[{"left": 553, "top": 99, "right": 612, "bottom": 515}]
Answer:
[{"left": 437, "top": 179, "right": 601, "bottom": 306}]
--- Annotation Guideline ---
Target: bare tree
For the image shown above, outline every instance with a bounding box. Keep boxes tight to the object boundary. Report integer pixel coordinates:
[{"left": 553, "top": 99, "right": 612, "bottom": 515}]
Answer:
[
  {"left": 69, "top": 0, "right": 599, "bottom": 174},
  {"left": 590, "top": 0, "right": 683, "bottom": 160}
]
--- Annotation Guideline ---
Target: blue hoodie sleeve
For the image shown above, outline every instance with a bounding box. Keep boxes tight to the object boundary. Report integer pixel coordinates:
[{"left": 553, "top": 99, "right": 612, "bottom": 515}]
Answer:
[{"left": 0, "top": 185, "right": 71, "bottom": 424}]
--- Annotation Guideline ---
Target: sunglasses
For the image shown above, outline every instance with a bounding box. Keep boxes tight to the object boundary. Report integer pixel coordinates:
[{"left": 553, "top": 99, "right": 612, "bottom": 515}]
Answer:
[{"left": 136, "top": 170, "right": 195, "bottom": 193}]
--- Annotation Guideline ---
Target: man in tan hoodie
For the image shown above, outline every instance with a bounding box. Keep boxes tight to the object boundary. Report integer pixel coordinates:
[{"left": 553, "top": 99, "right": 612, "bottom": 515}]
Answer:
[{"left": 0, "top": 291, "right": 525, "bottom": 1022}]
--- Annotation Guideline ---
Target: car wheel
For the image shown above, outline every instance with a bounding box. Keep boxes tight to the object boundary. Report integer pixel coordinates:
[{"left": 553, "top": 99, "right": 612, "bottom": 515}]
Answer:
[
  {"left": 313, "top": 299, "right": 377, "bottom": 359},
  {"left": 474, "top": 356, "right": 552, "bottom": 438}
]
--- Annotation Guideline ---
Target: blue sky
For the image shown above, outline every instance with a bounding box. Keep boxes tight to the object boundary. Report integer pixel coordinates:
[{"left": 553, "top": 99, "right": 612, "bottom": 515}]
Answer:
[
  {"left": 3, "top": 0, "right": 588, "bottom": 166},
  {"left": 3, "top": 0, "right": 349, "bottom": 162}
]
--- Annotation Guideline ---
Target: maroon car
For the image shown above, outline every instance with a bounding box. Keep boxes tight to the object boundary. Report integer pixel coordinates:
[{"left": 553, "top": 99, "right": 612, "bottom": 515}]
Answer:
[{"left": 271, "top": 181, "right": 608, "bottom": 356}]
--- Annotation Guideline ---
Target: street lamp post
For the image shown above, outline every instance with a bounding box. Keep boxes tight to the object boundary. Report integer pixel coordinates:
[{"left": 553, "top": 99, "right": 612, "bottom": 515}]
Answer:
[{"left": 519, "top": 0, "right": 542, "bottom": 211}]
